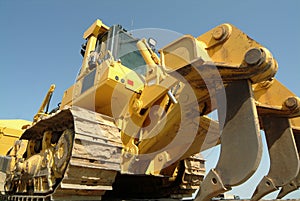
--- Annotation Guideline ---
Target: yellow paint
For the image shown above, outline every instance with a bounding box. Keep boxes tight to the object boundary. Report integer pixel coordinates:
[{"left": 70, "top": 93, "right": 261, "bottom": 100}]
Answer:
[{"left": 0, "top": 119, "right": 31, "bottom": 155}]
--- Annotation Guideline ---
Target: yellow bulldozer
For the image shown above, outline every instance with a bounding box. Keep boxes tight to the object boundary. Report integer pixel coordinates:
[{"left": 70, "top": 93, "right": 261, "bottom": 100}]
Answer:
[{"left": 0, "top": 19, "right": 299, "bottom": 201}]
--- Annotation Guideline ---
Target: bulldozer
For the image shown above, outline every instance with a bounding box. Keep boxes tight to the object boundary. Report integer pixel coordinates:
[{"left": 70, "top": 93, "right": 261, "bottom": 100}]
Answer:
[{"left": 0, "top": 19, "right": 299, "bottom": 201}]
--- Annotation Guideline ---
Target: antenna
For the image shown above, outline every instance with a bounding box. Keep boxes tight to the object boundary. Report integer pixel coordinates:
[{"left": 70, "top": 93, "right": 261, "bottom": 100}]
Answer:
[{"left": 130, "top": 17, "right": 134, "bottom": 35}]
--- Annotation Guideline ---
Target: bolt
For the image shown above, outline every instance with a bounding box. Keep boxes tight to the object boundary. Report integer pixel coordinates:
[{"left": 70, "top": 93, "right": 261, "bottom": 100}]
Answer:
[
  {"left": 132, "top": 99, "right": 143, "bottom": 112},
  {"left": 148, "top": 68, "right": 154, "bottom": 74},
  {"left": 244, "top": 48, "right": 265, "bottom": 66},
  {"left": 211, "top": 178, "right": 218, "bottom": 184},
  {"left": 158, "top": 154, "right": 163, "bottom": 162},
  {"left": 124, "top": 152, "right": 132, "bottom": 159},
  {"left": 284, "top": 97, "right": 299, "bottom": 111},
  {"left": 212, "top": 26, "right": 226, "bottom": 40}
]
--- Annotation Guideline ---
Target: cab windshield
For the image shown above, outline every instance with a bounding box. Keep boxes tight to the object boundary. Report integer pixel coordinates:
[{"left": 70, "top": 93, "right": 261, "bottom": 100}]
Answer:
[{"left": 95, "top": 25, "right": 146, "bottom": 75}]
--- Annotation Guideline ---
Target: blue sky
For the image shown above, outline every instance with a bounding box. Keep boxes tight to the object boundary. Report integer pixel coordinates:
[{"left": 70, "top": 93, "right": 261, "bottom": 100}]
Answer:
[{"left": 0, "top": 0, "right": 299, "bottom": 199}]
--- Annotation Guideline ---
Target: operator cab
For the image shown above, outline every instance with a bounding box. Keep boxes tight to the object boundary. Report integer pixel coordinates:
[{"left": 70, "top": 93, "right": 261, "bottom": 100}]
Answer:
[
  {"left": 68, "top": 22, "right": 148, "bottom": 116},
  {"left": 88, "top": 25, "right": 147, "bottom": 75}
]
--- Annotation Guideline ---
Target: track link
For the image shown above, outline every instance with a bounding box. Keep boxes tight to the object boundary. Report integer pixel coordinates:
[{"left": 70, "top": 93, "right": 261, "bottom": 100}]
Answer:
[{"left": 5, "top": 106, "right": 122, "bottom": 201}]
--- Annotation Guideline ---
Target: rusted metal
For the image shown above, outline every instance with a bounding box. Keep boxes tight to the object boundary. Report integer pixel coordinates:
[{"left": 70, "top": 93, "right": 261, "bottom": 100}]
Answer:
[
  {"left": 277, "top": 172, "right": 300, "bottom": 199},
  {"left": 251, "top": 117, "right": 299, "bottom": 201},
  {"left": 195, "top": 80, "right": 262, "bottom": 201},
  {"left": 277, "top": 134, "right": 300, "bottom": 199}
]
